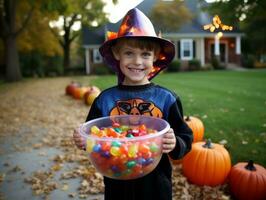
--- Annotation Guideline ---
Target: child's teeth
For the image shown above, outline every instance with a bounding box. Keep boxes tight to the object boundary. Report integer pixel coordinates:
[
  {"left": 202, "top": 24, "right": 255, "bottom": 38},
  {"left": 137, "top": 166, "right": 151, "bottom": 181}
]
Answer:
[{"left": 130, "top": 69, "right": 142, "bottom": 72}]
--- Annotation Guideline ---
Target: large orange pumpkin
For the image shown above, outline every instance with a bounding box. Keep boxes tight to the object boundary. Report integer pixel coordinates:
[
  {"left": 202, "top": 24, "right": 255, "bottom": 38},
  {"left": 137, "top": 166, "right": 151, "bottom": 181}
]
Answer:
[
  {"left": 184, "top": 116, "right": 204, "bottom": 142},
  {"left": 229, "top": 160, "right": 266, "bottom": 200},
  {"left": 171, "top": 116, "right": 205, "bottom": 165},
  {"left": 182, "top": 139, "right": 231, "bottom": 186}
]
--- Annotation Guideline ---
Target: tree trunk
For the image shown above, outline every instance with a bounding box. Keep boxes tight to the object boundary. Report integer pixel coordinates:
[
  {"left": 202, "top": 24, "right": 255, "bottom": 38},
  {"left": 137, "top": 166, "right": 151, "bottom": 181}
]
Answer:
[
  {"left": 4, "top": 36, "right": 22, "bottom": 81},
  {"left": 63, "top": 42, "right": 70, "bottom": 73}
]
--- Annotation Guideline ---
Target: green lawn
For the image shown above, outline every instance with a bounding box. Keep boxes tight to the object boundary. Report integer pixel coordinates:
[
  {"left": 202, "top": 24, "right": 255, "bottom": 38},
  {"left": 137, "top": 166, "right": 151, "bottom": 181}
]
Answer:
[{"left": 80, "top": 70, "right": 266, "bottom": 167}]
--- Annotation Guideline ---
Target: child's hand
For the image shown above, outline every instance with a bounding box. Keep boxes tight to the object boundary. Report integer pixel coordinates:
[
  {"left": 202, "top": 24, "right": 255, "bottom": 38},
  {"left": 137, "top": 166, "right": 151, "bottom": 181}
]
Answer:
[
  {"left": 73, "top": 128, "right": 85, "bottom": 150},
  {"left": 162, "top": 128, "right": 176, "bottom": 153}
]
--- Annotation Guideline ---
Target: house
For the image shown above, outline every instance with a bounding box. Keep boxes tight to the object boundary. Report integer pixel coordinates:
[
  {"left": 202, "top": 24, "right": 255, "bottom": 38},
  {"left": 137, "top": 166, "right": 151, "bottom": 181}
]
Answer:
[{"left": 83, "top": 0, "right": 244, "bottom": 74}]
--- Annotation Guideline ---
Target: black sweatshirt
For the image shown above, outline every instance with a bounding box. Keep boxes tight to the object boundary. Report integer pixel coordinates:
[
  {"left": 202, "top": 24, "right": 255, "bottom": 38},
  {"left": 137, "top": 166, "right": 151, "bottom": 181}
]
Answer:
[{"left": 85, "top": 83, "right": 193, "bottom": 200}]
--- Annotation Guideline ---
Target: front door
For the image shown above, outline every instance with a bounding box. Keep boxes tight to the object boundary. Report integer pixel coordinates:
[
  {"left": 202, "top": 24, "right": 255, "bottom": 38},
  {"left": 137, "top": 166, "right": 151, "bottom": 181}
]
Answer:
[{"left": 211, "top": 43, "right": 226, "bottom": 63}]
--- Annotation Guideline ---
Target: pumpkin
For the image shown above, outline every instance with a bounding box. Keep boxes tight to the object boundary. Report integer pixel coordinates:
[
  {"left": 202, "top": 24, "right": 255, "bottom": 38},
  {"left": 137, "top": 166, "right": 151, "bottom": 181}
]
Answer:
[
  {"left": 65, "top": 82, "right": 80, "bottom": 96},
  {"left": 184, "top": 116, "right": 204, "bottom": 142},
  {"left": 72, "top": 86, "right": 90, "bottom": 99},
  {"left": 170, "top": 116, "right": 205, "bottom": 165},
  {"left": 229, "top": 160, "right": 266, "bottom": 200},
  {"left": 182, "top": 139, "right": 231, "bottom": 186}
]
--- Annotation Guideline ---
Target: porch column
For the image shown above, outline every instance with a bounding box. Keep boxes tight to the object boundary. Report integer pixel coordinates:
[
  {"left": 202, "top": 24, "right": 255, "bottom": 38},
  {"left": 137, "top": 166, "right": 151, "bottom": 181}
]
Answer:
[
  {"left": 236, "top": 36, "right": 241, "bottom": 55},
  {"left": 214, "top": 35, "right": 220, "bottom": 56},
  {"left": 85, "top": 48, "right": 90, "bottom": 74},
  {"left": 200, "top": 38, "right": 205, "bottom": 66}
]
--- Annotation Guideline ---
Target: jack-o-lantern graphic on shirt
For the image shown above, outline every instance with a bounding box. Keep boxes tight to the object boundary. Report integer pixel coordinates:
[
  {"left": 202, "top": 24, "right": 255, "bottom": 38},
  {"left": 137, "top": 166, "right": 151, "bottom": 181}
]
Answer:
[{"left": 110, "top": 98, "right": 163, "bottom": 118}]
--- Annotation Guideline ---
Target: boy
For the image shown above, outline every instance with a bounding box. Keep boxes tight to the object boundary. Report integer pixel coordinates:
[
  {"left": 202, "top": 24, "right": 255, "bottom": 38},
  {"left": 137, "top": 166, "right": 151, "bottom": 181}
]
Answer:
[{"left": 73, "top": 8, "right": 193, "bottom": 200}]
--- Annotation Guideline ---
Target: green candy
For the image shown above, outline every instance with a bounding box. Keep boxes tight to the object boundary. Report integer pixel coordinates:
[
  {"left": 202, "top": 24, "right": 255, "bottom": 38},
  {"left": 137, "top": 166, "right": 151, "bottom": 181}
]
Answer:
[
  {"left": 114, "top": 127, "right": 122, "bottom": 133},
  {"left": 126, "top": 161, "right": 136, "bottom": 168},
  {"left": 111, "top": 141, "right": 121, "bottom": 147},
  {"left": 120, "top": 125, "right": 129, "bottom": 131},
  {"left": 126, "top": 134, "right": 134, "bottom": 138},
  {"left": 150, "top": 143, "right": 159, "bottom": 152}
]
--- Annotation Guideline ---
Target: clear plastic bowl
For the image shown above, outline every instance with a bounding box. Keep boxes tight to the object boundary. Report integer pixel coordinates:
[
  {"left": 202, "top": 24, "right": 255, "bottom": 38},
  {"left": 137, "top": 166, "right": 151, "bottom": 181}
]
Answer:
[{"left": 79, "top": 115, "right": 170, "bottom": 180}]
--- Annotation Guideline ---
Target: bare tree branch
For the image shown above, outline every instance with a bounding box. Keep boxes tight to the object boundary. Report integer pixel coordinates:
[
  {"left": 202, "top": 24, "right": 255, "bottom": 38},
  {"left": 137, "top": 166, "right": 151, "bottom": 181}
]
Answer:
[
  {"left": 49, "top": 26, "right": 64, "bottom": 47},
  {"left": 70, "top": 31, "right": 80, "bottom": 42},
  {"left": 14, "top": 1, "right": 35, "bottom": 37}
]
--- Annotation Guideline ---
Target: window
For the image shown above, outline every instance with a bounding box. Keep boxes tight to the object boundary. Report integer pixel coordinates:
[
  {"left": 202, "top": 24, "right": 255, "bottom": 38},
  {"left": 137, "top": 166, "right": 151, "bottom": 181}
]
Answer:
[
  {"left": 180, "top": 39, "right": 193, "bottom": 60},
  {"left": 92, "top": 49, "right": 103, "bottom": 63}
]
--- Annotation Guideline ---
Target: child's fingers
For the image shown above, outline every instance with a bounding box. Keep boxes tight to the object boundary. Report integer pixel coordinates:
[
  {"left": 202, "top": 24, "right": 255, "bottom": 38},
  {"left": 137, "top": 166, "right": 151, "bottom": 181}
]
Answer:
[
  {"left": 162, "top": 128, "right": 176, "bottom": 153},
  {"left": 162, "top": 143, "right": 175, "bottom": 153},
  {"left": 73, "top": 128, "right": 85, "bottom": 150},
  {"left": 73, "top": 128, "right": 80, "bottom": 137}
]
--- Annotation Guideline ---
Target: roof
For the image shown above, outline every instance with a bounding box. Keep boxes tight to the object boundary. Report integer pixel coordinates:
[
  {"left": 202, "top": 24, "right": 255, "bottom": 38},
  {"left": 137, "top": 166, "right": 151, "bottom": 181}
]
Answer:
[{"left": 83, "top": 0, "right": 242, "bottom": 46}]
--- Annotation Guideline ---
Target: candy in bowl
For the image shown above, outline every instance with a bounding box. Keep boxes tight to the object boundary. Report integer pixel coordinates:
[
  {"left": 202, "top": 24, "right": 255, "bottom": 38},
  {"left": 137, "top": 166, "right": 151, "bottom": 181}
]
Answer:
[{"left": 79, "top": 115, "right": 170, "bottom": 180}]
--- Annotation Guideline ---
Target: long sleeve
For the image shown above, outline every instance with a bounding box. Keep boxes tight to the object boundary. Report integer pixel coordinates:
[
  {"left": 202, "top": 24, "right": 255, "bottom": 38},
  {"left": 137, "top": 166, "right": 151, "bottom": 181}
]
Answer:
[
  {"left": 85, "top": 97, "right": 102, "bottom": 122},
  {"left": 167, "top": 97, "right": 193, "bottom": 160}
]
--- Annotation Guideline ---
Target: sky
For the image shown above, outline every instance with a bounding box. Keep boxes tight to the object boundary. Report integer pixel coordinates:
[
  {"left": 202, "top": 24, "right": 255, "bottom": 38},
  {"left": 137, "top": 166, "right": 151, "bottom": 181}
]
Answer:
[
  {"left": 103, "top": 0, "right": 216, "bottom": 23},
  {"left": 103, "top": 0, "right": 143, "bottom": 23}
]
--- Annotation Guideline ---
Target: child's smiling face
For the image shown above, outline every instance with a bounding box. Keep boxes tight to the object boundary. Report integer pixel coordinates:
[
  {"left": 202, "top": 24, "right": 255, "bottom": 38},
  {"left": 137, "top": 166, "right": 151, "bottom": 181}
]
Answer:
[{"left": 113, "top": 44, "right": 157, "bottom": 85}]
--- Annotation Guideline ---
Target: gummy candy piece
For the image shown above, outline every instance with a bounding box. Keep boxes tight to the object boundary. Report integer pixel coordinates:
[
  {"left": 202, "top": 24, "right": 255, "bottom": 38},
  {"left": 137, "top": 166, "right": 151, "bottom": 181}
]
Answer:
[
  {"left": 120, "top": 125, "right": 129, "bottom": 131},
  {"left": 126, "top": 161, "right": 136, "bottom": 169},
  {"left": 101, "top": 142, "right": 111, "bottom": 151},
  {"left": 101, "top": 151, "right": 111, "bottom": 158},
  {"left": 142, "top": 151, "right": 152, "bottom": 159},
  {"left": 126, "top": 133, "right": 134, "bottom": 138},
  {"left": 111, "top": 165, "right": 120, "bottom": 172},
  {"left": 98, "top": 130, "right": 106, "bottom": 137},
  {"left": 112, "top": 122, "right": 120, "bottom": 128},
  {"left": 139, "top": 124, "right": 147, "bottom": 131},
  {"left": 137, "top": 158, "right": 146, "bottom": 165},
  {"left": 110, "top": 146, "right": 121, "bottom": 156},
  {"left": 131, "top": 129, "right": 139, "bottom": 137},
  {"left": 91, "top": 125, "right": 100, "bottom": 134},
  {"left": 124, "top": 169, "right": 132, "bottom": 175},
  {"left": 144, "top": 158, "right": 154, "bottom": 165},
  {"left": 114, "top": 127, "right": 122, "bottom": 133},
  {"left": 139, "top": 144, "right": 150, "bottom": 154},
  {"left": 118, "top": 154, "right": 128, "bottom": 164},
  {"left": 93, "top": 143, "right": 101, "bottom": 152},
  {"left": 86, "top": 139, "right": 95, "bottom": 153},
  {"left": 128, "top": 144, "right": 138, "bottom": 158},
  {"left": 119, "top": 131, "right": 127, "bottom": 138},
  {"left": 107, "top": 128, "right": 119, "bottom": 137},
  {"left": 150, "top": 143, "right": 159, "bottom": 152},
  {"left": 111, "top": 141, "right": 121, "bottom": 147},
  {"left": 120, "top": 144, "right": 128, "bottom": 154}
]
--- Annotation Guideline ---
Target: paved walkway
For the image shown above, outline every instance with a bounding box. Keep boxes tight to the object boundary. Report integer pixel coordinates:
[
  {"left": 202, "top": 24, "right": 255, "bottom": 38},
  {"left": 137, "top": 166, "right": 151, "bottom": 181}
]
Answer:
[{"left": 0, "top": 78, "right": 104, "bottom": 200}]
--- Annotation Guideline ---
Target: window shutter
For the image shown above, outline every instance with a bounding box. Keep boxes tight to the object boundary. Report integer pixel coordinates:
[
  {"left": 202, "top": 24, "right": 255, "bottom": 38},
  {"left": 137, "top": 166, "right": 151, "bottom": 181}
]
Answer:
[
  {"left": 193, "top": 40, "right": 196, "bottom": 58},
  {"left": 178, "top": 41, "right": 181, "bottom": 59}
]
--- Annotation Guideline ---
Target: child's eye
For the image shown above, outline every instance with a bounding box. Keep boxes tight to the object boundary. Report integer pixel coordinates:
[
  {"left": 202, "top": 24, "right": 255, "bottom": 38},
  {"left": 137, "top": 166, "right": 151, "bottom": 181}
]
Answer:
[
  {"left": 124, "top": 51, "right": 133, "bottom": 56},
  {"left": 142, "top": 52, "right": 152, "bottom": 58}
]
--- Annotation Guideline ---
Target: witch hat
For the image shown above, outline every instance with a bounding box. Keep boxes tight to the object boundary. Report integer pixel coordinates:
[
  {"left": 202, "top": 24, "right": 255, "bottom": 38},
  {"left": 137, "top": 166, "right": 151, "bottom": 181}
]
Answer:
[{"left": 99, "top": 8, "right": 175, "bottom": 83}]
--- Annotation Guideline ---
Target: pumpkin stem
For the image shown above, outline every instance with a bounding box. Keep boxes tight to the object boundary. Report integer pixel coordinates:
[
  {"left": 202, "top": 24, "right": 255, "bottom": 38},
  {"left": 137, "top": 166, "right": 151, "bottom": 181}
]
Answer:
[
  {"left": 245, "top": 160, "right": 256, "bottom": 171},
  {"left": 185, "top": 116, "right": 190, "bottom": 121},
  {"left": 202, "top": 139, "right": 213, "bottom": 149}
]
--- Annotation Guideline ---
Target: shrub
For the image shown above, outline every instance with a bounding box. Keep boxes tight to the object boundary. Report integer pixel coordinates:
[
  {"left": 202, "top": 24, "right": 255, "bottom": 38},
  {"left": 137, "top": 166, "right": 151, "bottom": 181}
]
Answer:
[
  {"left": 43, "top": 56, "right": 63, "bottom": 76},
  {"left": 201, "top": 64, "right": 213, "bottom": 71},
  {"left": 167, "top": 60, "right": 181, "bottom": 72},
  {"left": 94, "top": 65, "right": 113, "bottom": 75},
  {"left": 188, "top": 59, "right": 201, "bottom": 71},
  {"left": 20, "top": 52, "right": 63, "bottom": 77},
  {"left": 242, "top": 54, "right": 255, "bottom": 68},
  {"left": 20, "top": 52, "right": 45, "bottom": 77},
  {"left": 211, "top": 57, "right": 225, "bottom": 70}
]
